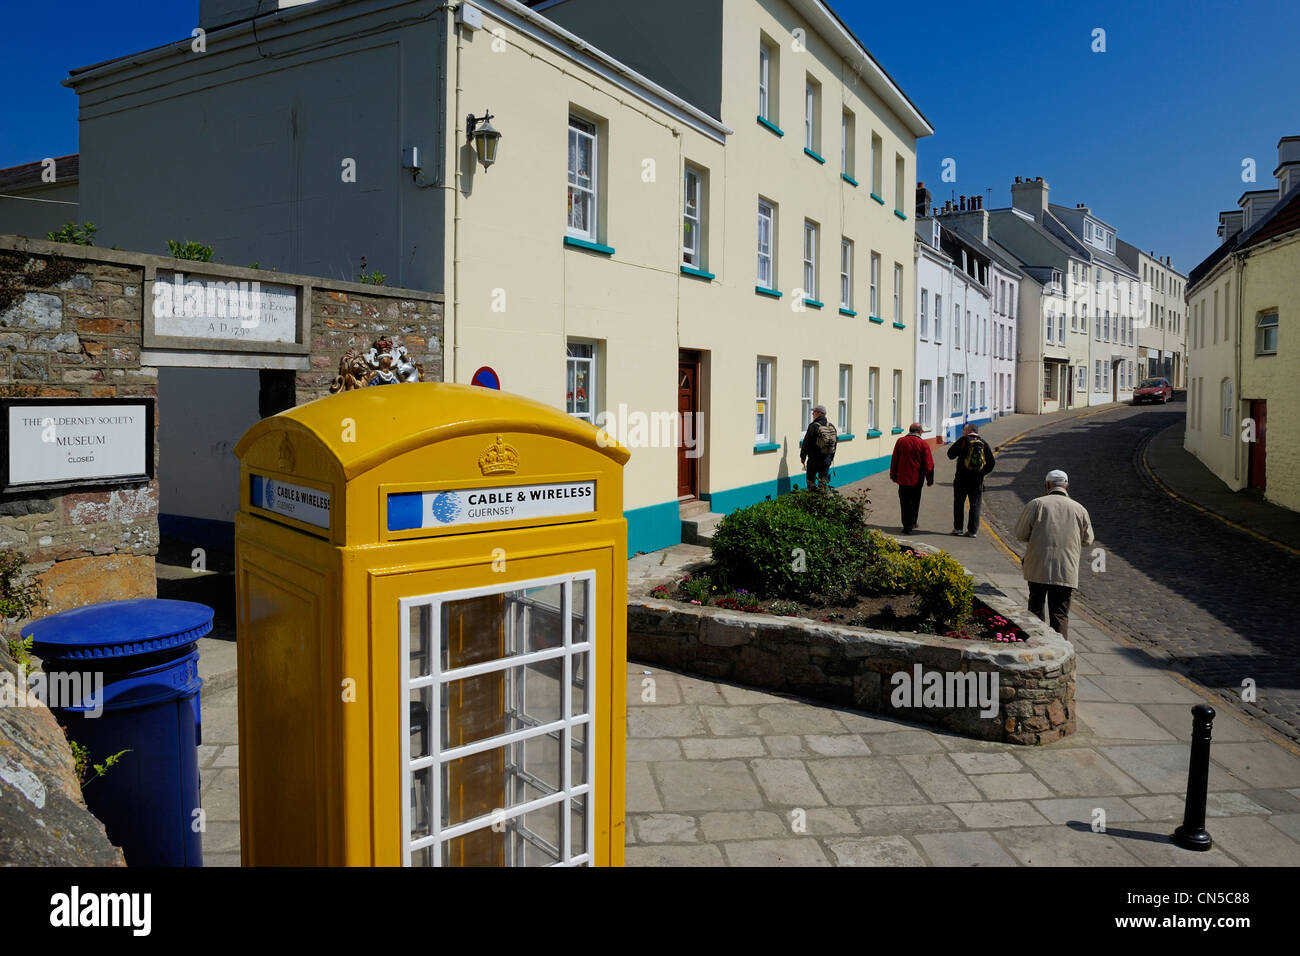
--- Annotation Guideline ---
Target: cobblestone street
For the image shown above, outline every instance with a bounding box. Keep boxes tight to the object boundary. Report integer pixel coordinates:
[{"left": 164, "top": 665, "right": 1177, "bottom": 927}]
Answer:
[{"left": 976, "top": 400, "right": 1300, "bottom": 742}]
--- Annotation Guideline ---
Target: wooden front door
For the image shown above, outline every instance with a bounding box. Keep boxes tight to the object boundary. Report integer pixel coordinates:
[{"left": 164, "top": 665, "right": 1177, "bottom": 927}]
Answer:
[
  {"left": 677, "top": 353, "right": 699, "bottom": 499},
  {"left": 1248, "top": 400, "right": 1267, "bottom": 490}
]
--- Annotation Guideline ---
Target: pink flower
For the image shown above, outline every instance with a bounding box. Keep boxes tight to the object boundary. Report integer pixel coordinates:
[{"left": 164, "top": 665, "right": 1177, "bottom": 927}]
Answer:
[{"left": 689, "top": 599, "right": 702, "bottom": 605}]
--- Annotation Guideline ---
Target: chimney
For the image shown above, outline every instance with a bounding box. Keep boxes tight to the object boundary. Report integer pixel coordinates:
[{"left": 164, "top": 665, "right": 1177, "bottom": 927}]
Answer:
[
  {"left": 1011, "top": 176, "right": 1049, "bottom": 223},
  {"left": 960, "top": 196, "right": 967, "bottom": 211},
  {"left": 915, "top": 181, "right": 932, "bottom": 219}
]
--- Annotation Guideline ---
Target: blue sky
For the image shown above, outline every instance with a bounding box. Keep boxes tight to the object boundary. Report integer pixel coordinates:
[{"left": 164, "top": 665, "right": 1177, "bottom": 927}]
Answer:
[{"left": 2, "top": 0, "right": 1296, "bottom": 274}]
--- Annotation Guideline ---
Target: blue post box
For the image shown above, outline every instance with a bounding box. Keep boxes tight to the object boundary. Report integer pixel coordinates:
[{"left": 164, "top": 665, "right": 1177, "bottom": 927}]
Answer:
[{"left": 26, "top": 598, "right": 212, "bottom": 866}]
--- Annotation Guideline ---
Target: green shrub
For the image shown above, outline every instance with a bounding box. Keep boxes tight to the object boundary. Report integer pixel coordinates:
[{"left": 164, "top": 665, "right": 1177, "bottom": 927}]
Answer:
[
  {"left": 709, "top": 487, "right": 872, "bottom": 602},
  {"left": 676, "top": 573, "right": 714, "bottom": 604},
  {"left": 911, "top": 551, "right": 973, "bottom": 631},
  {"left": 47, "top": 222, "right": 97, "bottom": 245},
  {"left": 860, "top": 548, "right": 915, "bottom": 594},
  {"left": 167, "top": 240, "right": 214, "bottom": 261}
]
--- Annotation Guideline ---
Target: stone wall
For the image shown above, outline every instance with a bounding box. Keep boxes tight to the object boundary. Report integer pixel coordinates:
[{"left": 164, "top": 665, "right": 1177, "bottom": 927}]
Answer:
[
  {"left": 298, "top": 285, "right": 444, "bottom": 403},
  {"left": 0, "top": 647, "right": 125, "bottom": 865},
  {"left": 0, "top": 248, "right": 159, "bottom": 625},
  {"left": 628, "top": 570, "right": 1077, "bottom": 746},
  {"left": 0, "top": 235, "right": 444, "bottom": 621}
]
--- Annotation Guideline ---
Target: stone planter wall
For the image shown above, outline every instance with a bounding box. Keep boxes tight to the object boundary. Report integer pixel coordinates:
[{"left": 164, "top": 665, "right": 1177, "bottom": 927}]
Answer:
[{"left": 629, "top": 567, "right": 1076, "bottom": 746}]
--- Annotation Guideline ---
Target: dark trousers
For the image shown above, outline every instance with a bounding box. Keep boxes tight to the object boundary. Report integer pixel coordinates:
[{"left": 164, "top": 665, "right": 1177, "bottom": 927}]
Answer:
[
  {"left": 898, "top": 483, "right": 924, "bottom": 532},
  {"left": 805, "top": 457, "right": 831, "bottom": 489},
  {"left": 1028, "top": 582, "right": 1074, "bottom": 639},
  {"left": 953, "top": 479, "right": 983, "bottom": 534}
]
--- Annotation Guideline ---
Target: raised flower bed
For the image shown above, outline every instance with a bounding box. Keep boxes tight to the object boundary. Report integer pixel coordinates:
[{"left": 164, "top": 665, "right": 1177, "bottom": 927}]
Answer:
[{"left": 631, "top": 489, "right": 1075, "bottom": 745}]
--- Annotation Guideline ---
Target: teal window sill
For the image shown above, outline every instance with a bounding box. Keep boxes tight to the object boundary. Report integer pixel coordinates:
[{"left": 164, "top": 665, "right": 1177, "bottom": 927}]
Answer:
[
  {"left": 681, "top": 265, "right": 715, "bottom": 281},
  {"left": 803, "top": 297, "right": 824, "bottom": 309},
  {"left": 837, "top": 433, "right": 854, "bottom": 442},
  {"left": 868, "top": 315, "right": 884, "bottom": 324},
  {"left": 871, "top": 192, "right": 885, "bottom": 205},
  {"left": 564, "top": 236, "right": 614, "bottom": 255},
  {"left": 893, "top": 321, "right": 906, "bottom": 329},
  {"left": 842, "top": 173, "right": 858, "bottom": 187},
  {"left": 866, "top": 429, "right": 882, "bottom": 438},
  {"left": 891, "top": 427, "right": 904, "bottom": 434},
  {"left": 755, "top": 285, "right": 782, "bottom": 298},
  {"left": 804, "top": 147, "right": 825, "bottom": 165},
  {"left": 839, "top": 307, "right": 857, "bottom": 317},
  {"left": 757, "top": 115, "right": 784, "bottom": 137},
  {"left": 894, "top": 210, "right": 907, "bottom": 220},
  {"left": 754, "top": 441, "right": 781, "bottom": 453}
]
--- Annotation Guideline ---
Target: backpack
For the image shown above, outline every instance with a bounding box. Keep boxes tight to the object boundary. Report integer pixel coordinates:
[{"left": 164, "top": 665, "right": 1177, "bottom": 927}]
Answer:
[
  {"left": 963, "top": 437, "right": 987, "bottom": 473},
  {"left": 814, "top": 421, "right": 838, "bottom": 456}
]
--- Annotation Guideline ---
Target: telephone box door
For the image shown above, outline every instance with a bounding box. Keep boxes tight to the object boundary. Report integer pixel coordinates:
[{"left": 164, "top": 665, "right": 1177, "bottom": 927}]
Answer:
[{"left": 370, "top": 549, "right": 615, "bottom": 866}]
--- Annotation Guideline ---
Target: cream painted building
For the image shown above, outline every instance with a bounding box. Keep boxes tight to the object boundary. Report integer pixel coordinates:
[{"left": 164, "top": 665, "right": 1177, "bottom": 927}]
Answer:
[
  {"left": 1186, "top": 135, "right": 1300, "bottom": 512},
  {"left": 1118, "top": 242, "right": 1186, "bottom": 387},
  {"left": 64, "top": 0, "right": 931, "bottom": 554}
]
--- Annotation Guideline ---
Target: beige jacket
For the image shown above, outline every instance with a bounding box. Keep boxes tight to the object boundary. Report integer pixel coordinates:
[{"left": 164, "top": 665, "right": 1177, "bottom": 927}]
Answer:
[{"left": 1013, "top": 488, "right": 1094, "bottom": 588}]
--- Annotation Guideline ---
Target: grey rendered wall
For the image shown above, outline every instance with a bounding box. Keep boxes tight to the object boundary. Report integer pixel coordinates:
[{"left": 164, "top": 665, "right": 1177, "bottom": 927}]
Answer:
[
  {"left": 0, "top": 183, "right": 80, "bottom": 242},
  {"left": 72, "top": 0, "right": 447, "bottom": 293},
  {"left": 534, "top": 0, "right": 724, "bottom": 119}
]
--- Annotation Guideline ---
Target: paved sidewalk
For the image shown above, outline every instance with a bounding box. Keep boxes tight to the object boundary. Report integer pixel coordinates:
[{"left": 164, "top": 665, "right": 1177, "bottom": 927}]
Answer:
[
  {"left": 1145, "top": 419, "right": 1300, "bottom": 554},
  {"left": 195, "top": 399, "right": 1300, "bottom": 865}
]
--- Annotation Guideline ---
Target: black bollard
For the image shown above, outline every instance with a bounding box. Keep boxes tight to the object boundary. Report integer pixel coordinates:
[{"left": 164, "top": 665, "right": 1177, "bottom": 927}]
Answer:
[{"left": 1172, "top": 704, "right": 1215, "bottom": 851}]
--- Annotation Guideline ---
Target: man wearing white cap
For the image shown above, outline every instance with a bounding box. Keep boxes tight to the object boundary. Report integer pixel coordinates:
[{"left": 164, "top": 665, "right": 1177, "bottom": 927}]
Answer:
[{"left": 1013, "top": 469, "right": 1094, "bottom": 639}]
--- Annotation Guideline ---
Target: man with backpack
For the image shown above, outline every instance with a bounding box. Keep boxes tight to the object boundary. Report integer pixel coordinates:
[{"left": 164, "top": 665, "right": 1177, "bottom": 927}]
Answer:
[
  {"left": 799, "top": 404, "right": 837, "bottom": 489},
  {"left": 947, "top": 423, "right": 996, "bottom": 537}
]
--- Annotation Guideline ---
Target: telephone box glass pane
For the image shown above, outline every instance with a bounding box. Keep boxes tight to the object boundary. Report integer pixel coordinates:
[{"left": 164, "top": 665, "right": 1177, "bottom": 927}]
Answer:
[
  {"left": 570, "top": 797, "right": 587, "bottom": 858},
  {"left": 571, "top": 651, "right": 588, "bottom": 718},
  {"left": 441, "top": 732, "right": 563, "bottom": 828},
  {"left": 440, "top": 584, "right": 564, "bottom": 670},
  {"left": 410, "top": 766, "right": 432, "bottom": 839},
  {"left": 572, "top": 578, "right": 589, "bottom": 645},
  {"left": 409, "top": 605, "right": 431, "bottom": 679},
  {"left": 571, "top": 719, "right": 588, "bottom": 786},
  {"left": 440, "top": 658, "right": 563, "bottom": 750},
  {"left": 410, "top": 685, "right": 432, "bottom": 759}
]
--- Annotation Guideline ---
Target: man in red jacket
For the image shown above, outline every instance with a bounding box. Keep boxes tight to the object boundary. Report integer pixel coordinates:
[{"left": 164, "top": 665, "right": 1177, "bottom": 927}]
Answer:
[{"left": 889, "top": 422, "right": 934, "bottom": 534}]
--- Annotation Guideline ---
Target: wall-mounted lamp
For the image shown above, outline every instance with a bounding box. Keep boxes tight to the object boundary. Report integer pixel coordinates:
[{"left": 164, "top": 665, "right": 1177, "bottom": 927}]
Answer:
[{"left": 466, "top": 111, "right": 501, "bottom": 169}]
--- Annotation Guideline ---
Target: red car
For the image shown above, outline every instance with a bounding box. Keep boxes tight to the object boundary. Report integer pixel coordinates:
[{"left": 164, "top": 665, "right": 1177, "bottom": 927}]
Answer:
[{"left": 1133, "top": 377, "right": 1173, "bottom": 404}]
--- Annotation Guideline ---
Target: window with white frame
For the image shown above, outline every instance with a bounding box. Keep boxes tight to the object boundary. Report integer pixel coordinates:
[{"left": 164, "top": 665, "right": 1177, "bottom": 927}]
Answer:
[
  {"left": 758, "top": 40, "right": 775, "bottom": 123},
  {"left": 892, "top": 369, "right": 902, "bottom": 429},
  {"left": 871, "top": 132, "right": 883, "bottom": 195},
  {"left": 1072, "top": 302, "right": 1078, "bottom": 331},
  {"left": 920, "top": 289, "right": 929, "bottom": 338},
  {"left": 979, "top": 381, "right": 985, "bottom": 409},
  {"left": 893, "top": 263, "right": 902, "bottom": 322},
  {"left": 918, "top": 379, "right": 931, "bottom": 429},
  {"left": 954, "top": 303, "right": 960, "bottom": 345},
  {"left": 841, "top": 110, "right": 854, "bottom": 177},
  {"left": 1077, "top": 365, "right": 1086, "bottom": 391},
  {"left": 935, "top": 294, "right": 943, "bottom": 340},
  {"left": 802, "top": 222, "right": 818, "bottom": 301},
  {"left": 1058, "top": 313, "right": 1065, "bottom": 344},
  {"left": 969, "top": 380, "right": 976, "bottom": 412},
  {"left": 804, "top": 77, "right": 820, "bottom": 152},
  {"left": 801, "top": 361, "right": 817, "bottom": 425},
  {"left": 951, "top": 374, "right": 963, "bottom": 418},
  {"left": 1046, "top": 308, "right": 1054, "bottom": 345},
  {"left": 401, "top": 573, "right": 595, "bottom": 866},
  {"left": 867, "top": 367, "right": 878, "bottom": 430},
  {"left": 838, "top": 365, "right": 851, "bottom": 434},
  {"left": 756, "top": 358, "right": 773, "bottom": 443},
  {"left": 683, "top": 166, "right": 703, "bottom": 268},
  {"left": 840, "top": 239, "right": 853, "bottom": 310},
  {"left": 565, "top": 340, "right": 597, "bottom": 422},
  {"left": 757, "top": 199, "right": 775, "bottom": 289},
  {"left": 1094, "top": 360, "right": 1101, "bottom": 391},
  {"left": 1257, "top": 310, "right": 1279, "bottom": 354},
  {"left": 870, "top": 253, "right": 880, "bottom": 316},
  {"left": 1221, "top": 378, "right": 1233, "bottom": 437},
  {"left": 567, "top": 117, "right": 597, "bottom": 241},
  {"left": 894, "top": 155, "right": 905, "bottom": 214}
]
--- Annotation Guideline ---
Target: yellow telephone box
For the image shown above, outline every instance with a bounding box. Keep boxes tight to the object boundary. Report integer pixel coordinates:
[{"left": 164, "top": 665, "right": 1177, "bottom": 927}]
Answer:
[{"left": 232, "top": 382, "right": 629, "bottom": 866}]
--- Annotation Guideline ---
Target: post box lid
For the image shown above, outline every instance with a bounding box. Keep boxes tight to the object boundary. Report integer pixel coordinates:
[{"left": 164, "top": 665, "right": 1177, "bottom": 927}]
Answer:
[
  {"left": 25, "top": 599, "right": 215, "bottom": 660},
  {"left": 234, "top": 382, "right": 630, "bottom": 479}
]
